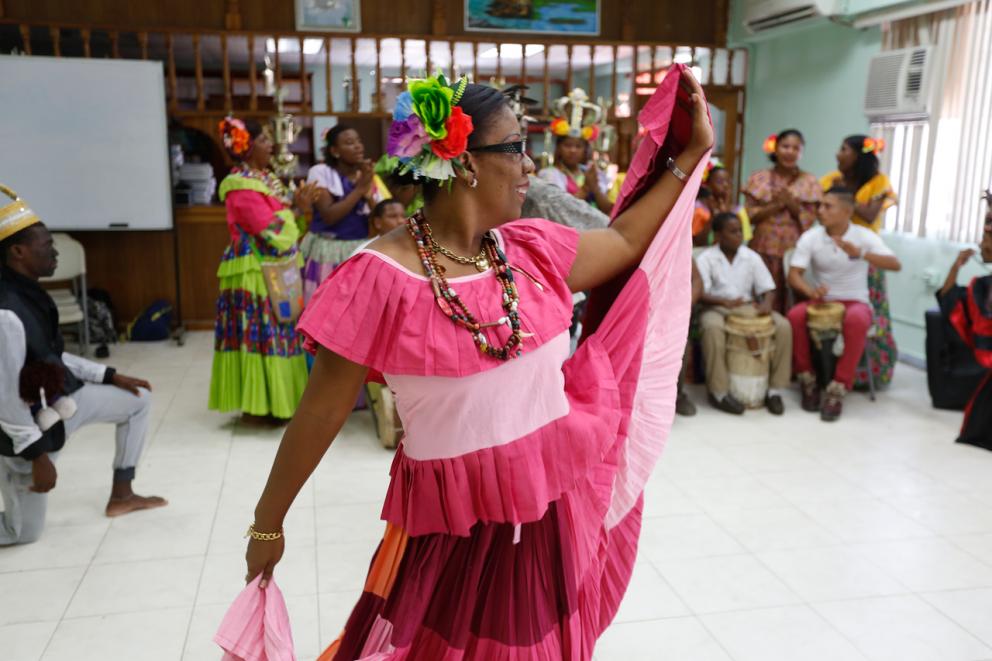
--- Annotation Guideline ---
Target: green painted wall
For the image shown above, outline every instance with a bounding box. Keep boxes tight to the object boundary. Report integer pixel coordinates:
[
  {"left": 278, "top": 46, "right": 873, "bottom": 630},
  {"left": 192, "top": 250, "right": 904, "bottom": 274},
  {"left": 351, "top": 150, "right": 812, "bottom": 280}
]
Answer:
[{"left": 731, "top": 20, "right": 882, "bottom": 180}]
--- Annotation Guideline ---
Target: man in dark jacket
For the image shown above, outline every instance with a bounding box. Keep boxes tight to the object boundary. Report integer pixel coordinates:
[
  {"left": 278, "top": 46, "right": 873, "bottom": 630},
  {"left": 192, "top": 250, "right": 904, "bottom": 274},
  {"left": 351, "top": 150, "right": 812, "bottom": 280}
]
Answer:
[{"left": 0, "top": 189, "right": 166, "bottom": 545}]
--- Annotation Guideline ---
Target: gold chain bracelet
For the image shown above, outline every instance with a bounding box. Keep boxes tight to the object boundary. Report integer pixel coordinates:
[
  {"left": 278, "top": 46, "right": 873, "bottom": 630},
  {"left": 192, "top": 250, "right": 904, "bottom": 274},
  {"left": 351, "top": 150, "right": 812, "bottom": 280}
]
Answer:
[{"left": 245, "top": 523, "right": 283, "bottom": 542}]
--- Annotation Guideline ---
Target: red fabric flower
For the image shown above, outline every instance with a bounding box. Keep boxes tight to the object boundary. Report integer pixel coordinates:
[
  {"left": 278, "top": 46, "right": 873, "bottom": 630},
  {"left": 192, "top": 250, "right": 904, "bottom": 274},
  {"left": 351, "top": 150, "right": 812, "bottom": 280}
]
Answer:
[{"left": 431, "top": 107, "right": 474, "bottom": 160}]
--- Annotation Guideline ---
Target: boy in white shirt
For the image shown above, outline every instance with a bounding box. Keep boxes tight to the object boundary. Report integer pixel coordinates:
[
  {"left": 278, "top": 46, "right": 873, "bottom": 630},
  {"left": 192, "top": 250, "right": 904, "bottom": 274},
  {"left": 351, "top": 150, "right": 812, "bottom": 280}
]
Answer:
[
  {"left": 787, "top": 187, "right": 901, "bottom": 421},
  {"left": 697, "top": 213, "right": 793, "bottom": 415}
]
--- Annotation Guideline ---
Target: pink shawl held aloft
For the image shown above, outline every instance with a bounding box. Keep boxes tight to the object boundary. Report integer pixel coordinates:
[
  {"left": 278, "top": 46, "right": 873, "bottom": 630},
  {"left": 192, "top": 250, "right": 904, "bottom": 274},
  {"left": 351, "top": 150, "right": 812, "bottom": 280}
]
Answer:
[{"left": 582, "top": 62, "right": 710, "bottom": 529}]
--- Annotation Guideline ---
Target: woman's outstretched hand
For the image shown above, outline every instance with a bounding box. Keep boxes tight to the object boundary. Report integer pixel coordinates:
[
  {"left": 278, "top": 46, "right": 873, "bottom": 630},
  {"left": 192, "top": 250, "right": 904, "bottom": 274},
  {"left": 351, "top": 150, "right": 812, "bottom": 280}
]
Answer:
[{"left": 680, "top": 69, "right": 714, "bottom": 158}]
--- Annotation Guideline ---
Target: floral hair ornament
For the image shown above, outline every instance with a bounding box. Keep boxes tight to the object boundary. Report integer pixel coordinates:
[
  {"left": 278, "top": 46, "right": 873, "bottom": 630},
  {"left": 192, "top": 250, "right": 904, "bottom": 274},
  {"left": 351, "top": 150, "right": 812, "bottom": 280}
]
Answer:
[
  {"left": 219, "top": 116, "right": 252, "bottom": 159},
  {"left": 387, "top": 71, "right": 473, "bottom": 183},
  {"left": 550, "top": 88, "right": 604, "bottom": 142},
  {"left": 862, "top": 137, "right": 886, "bottom": 155},
  {"left": 762, "top": 134, "right": 778, "bottom": 154},
  {"left": 703, "top": 157, "right": 725, "bottom": 183}
]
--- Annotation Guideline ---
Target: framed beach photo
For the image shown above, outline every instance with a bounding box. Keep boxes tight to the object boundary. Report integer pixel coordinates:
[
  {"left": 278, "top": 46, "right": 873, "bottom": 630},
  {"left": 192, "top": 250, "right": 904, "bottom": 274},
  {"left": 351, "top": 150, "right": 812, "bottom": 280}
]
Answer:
[
  {"left": 465, "top": 0, "right": 601, "bottom": 35},
  {"left": 295, "top": 0, "right": 362, "bottom": 33}
]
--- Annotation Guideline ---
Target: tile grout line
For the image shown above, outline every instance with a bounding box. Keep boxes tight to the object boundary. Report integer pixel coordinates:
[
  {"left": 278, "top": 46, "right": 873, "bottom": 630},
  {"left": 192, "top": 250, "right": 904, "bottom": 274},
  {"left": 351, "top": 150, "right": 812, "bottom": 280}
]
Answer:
[
  {"left": 37, "top": 514, "right": 115, "bottom": 659},
  {"left": 177, "top": 361, "right": 234, "bottom": 661}
]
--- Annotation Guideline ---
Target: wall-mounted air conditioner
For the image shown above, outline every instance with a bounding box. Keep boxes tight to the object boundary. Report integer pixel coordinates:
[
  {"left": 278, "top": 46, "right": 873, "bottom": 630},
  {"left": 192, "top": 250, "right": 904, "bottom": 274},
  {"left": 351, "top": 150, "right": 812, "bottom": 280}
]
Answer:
[
  {"left": 864, "top": 46, "right": 934, "bottom": 122},
  {"left": 744, "top": 0, "right": 841, "bottom": 33}
]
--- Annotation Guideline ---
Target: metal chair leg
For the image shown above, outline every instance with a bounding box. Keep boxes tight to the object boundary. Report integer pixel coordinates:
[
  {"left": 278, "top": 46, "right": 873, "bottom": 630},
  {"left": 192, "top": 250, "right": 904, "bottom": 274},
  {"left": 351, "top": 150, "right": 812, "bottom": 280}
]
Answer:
[{"left": 79, "top": 274, "right": 90, "bottom": 356}]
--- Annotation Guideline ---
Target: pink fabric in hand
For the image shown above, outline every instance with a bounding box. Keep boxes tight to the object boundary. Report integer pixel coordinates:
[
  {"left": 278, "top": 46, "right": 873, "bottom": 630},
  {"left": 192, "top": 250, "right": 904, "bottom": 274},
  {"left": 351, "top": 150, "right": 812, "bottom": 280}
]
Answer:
[{"left": 214, "top": 575, "right": 296, "bottom": 661}]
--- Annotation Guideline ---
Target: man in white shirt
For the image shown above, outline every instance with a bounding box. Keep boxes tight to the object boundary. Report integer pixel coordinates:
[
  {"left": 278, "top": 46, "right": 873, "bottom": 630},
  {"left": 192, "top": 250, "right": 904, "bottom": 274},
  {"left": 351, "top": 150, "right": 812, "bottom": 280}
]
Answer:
[
  {"left": 0, "top": 202, "right": 167, "bottom": 545},
  {"left": 787, "top": 187, "right": 901, "bottom": 421},
  {"left": 697, "top": 213, "right": 793, "bottom": 415}
]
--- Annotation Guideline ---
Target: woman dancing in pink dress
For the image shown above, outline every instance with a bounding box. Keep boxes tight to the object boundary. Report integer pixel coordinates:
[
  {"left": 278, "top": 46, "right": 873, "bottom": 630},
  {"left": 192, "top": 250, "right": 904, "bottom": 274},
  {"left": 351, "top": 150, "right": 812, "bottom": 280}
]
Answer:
[{"left": 242, "top": 67, "right": 712, "bottom": 659}]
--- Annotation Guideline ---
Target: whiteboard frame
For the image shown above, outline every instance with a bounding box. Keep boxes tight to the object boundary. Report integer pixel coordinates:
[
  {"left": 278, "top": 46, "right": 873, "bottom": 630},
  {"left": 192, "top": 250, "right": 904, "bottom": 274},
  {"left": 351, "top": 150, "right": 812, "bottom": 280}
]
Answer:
[{"left": 0, "top": 55, "right": 173, "bottom": 232}]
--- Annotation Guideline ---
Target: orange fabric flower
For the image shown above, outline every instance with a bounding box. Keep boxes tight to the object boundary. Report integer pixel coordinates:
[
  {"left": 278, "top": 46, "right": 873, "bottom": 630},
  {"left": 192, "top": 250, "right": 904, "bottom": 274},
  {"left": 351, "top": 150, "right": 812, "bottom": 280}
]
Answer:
[
  {"left": 863, "top": 137, "right": 885, "bottom": 155},
  {"left": 431, "top": 107, "right": 474, "bottom": 160},
  {"left": 220, "top": 117, "right": 252, "bottom": 158},
  {"left": 551, "top": 118, "right": 570, "bottom": 137},
  {"left": 762, "top": 134, "right": 777, "bottom": 154}
]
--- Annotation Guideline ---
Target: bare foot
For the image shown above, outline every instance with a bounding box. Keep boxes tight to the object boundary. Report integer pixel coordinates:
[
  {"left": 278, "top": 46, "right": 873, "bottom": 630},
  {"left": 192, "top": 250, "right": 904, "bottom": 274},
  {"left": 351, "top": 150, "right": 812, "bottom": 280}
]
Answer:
[{"left": 105, "top": 494, "right": 169, "bottom": 518}]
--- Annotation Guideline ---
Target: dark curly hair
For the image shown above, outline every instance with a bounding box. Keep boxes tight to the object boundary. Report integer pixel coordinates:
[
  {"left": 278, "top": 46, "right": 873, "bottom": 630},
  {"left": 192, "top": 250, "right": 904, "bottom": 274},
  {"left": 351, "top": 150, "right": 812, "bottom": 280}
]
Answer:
[
  {"left": 323, "top": 124, "right": 357, "bottom": 166},
  {"left": 842, "top": 134, "right": 880, "bottom": 191}
]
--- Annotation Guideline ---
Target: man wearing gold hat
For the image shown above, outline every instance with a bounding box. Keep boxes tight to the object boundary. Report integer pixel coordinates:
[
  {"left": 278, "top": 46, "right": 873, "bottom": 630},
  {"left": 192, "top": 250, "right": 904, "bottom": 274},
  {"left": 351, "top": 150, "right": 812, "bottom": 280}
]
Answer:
[{"left": 0, "top": 187, "right": 166, "bottom": 545}]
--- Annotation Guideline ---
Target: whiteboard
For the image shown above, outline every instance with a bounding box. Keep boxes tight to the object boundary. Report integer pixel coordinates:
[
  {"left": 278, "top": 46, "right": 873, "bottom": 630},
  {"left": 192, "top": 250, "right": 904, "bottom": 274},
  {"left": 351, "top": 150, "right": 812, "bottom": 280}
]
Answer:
[{"left": 0, "top": 56, "right": 172, "bottom": 231}]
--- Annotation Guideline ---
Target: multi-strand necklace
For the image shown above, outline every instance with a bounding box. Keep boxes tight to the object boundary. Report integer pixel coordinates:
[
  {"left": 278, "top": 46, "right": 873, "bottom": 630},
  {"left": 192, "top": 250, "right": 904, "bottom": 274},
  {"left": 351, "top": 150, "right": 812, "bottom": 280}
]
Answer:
[
  {"left": 407, "top": 211, "right": 524, "bottom": 361},
  {"left": 235, "top": 166, "right": 290, "bottom": 204}
]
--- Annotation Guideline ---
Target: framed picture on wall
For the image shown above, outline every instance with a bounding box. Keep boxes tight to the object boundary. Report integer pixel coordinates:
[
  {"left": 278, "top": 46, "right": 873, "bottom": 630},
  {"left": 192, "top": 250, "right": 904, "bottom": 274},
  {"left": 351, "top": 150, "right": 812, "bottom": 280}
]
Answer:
[
  {"left": 295, "top": 0, "right": 362, "bottom": 33},
  {"left": 465, "top": 0, "right": 600, "bottom": 35}
]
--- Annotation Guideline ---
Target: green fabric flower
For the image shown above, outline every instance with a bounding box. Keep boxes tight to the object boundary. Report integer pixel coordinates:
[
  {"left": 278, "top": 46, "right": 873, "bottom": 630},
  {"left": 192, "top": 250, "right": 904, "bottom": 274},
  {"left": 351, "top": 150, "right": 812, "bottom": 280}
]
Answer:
[{"left": 409, "top": 77, "right": 453, "bottom": 141}]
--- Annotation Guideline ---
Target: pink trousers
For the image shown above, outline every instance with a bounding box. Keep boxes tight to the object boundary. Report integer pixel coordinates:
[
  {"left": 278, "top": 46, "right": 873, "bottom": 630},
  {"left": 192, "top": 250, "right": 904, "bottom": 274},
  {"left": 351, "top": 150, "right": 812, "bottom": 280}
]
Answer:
[{"left": 787, "top": 300, "right": 872, "bottom": 389}]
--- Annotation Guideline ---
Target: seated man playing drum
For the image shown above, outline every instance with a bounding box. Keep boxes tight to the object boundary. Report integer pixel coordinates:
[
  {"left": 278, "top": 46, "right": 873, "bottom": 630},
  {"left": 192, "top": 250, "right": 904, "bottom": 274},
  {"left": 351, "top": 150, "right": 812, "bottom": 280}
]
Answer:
[
  {"left": 698, "top": 212, "right": 793, "bottom": 415},
  {"left": 787, "top": 187, "right": 902, "bottom": 421}
]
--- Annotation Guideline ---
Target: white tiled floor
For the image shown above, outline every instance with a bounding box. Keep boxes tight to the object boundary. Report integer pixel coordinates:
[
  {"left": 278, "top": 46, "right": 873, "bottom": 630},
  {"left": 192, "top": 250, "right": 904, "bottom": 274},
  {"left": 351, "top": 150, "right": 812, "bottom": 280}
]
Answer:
[{"left": 3, "top": 331, "right": 992, "bottom": 661}]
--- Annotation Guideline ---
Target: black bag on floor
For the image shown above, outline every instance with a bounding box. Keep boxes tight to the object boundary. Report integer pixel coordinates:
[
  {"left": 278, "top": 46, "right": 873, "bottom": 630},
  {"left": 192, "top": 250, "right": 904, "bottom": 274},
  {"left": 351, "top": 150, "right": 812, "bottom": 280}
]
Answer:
[
  {"left": 925, "top": 308, "right": 987, "bottom": 410},
  {"left": 86, "top": 289, "right": 118, "bottom": 346}
]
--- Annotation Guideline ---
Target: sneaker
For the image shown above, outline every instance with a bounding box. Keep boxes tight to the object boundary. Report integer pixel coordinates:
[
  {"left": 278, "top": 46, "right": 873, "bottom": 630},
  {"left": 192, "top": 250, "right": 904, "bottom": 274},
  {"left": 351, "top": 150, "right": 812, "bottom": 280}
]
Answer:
[
  {"left": 676, "top": 391, "right": 697, "bottom": 417},
  {"left": 709, "top": 393, "right": 745, "bottom": 415},
  {"left": 797, "top": 372, "right": 821, "bottom": 412},
  {"left": 765, "top": 394, "right": 785, "bottom": 415},
  {"left": 821, "top": 381, "right": 846, "bottom": 422}
]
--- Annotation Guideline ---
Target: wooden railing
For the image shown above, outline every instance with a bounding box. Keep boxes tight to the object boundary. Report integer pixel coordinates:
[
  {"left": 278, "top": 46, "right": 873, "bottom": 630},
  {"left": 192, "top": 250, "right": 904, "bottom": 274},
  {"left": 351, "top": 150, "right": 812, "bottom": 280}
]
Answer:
[{"left": 1, "top": 20, "right": 747, "bottom": 121}]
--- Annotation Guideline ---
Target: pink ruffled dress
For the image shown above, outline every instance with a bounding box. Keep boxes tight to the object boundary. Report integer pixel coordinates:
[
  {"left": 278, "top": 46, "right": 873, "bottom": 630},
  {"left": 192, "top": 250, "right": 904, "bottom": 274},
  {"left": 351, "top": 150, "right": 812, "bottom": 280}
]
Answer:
[{"left": 299, "top": 66, "right": 704, "bottom": 660}]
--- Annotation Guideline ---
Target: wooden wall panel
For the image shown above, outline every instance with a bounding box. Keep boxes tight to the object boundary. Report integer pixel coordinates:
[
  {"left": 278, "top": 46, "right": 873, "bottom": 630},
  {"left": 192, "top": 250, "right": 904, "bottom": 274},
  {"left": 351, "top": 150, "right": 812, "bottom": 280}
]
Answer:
[
  {"left": 3, "top": 0, "right": 226, "bottom": 29},
  {"left": 362, "top": 0, "right": 433, "bottom": 36},
  {"left": 440, "top": 0, "right": 719, "bottom": 43},
  {"left": 61, "top": 210, "right": 231, "bottom": 331},
  {"left": 237, "top": 0, "right": 295, "bottom": 32},
  {"left": 6, "top": 0, "right": 726, "bottom": 46},
  {"left": 71, "top": 230, "right": 177, "bottom": 329},
  {"left": 176, "top": 206, "right": 230, "bottom": 329},
  {"left": 628, "top": 0, "right": 719, "bottom": 44}
]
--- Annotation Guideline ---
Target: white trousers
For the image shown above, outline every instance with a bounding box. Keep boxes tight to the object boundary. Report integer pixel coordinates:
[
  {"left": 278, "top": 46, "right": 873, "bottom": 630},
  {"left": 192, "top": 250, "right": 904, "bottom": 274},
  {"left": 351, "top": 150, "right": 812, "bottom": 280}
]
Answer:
[{"left": 0, "top": 384, "right": 151, "bottom": 545}]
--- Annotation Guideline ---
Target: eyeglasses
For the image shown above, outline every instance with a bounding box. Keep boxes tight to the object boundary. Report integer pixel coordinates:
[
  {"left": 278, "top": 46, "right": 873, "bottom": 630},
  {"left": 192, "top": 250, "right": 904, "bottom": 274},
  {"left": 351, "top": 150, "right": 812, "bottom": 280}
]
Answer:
[{"left": 468, "top": 140, "right": 527, "bottom": 155}]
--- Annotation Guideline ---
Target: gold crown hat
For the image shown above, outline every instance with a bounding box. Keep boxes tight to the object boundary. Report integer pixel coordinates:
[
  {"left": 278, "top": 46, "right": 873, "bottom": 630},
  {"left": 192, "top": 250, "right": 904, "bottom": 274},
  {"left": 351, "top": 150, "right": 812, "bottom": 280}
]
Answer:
[
  {"left": 549, "top": 88, "right": 605, "bottom": 141},
  {"left": 0, "top": 184, "right": 41, "bottom": 241}
]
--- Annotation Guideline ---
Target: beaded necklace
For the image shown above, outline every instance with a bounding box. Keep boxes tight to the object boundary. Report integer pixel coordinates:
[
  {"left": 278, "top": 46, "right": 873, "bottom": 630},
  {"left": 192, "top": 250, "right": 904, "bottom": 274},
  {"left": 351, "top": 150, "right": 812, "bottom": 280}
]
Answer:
[
  {"left": 407, "top": 211, "right": 524, "bottom": 361},
  {"left": 234, "top": 166, "right": 291, "bottom": 204}
]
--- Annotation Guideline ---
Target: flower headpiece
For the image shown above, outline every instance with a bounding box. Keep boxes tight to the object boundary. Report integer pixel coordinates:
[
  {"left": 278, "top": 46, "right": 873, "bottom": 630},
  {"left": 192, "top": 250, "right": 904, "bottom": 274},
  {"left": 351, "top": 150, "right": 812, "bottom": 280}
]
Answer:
[
  {"left": 219, "top": 116, "right": 252, "bottom": 159},
  {"left": 762, "top": 134, "right": 778, "bottom": 154},
  {"left": 386, "top": 71, "right": 474, "bottom": 183},
  {"left": 703, "top": 157, "right": 725, "bottom": 183},
  {"left": 550, "top": 88, "right": 604, "bottom": 142},
  {"left": 862, "top": 137, "right": 886, "bottom": 155}
]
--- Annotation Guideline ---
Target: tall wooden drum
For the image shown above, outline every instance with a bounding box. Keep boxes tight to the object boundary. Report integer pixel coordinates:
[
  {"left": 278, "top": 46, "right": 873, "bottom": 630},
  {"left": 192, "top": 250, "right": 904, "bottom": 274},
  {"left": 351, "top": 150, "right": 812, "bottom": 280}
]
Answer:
[
  {"left": 726, "top": 313, "right": 776, "bottom": 408},
  {"left": 807, "top": 302, "right": 846, "bottom": 387}
]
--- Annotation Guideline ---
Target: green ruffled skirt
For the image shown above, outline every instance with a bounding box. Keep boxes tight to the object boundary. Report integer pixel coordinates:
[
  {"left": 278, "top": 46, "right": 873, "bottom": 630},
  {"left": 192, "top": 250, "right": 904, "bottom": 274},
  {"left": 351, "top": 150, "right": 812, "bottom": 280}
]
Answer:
[{"left": 208, "top": 241, "right": 308, "bottom": 419}]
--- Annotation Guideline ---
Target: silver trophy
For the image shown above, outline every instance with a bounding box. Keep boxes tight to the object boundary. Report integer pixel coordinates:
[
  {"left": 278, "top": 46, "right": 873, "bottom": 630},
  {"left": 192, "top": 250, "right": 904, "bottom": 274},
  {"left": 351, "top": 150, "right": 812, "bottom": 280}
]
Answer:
[{"left": 270, "top": 87, "right": 301, "bottom": 179}]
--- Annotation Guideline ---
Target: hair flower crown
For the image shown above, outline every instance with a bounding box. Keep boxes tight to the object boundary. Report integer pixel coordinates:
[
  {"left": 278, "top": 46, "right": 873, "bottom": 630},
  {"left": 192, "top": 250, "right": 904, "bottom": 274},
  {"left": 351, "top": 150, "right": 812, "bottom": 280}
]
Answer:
[
  {"left": 762, "top": 134, "right": 778, "bottom": 155},
  {"left": 387, "top": 71, "right": 473, "bottom": 183},
  {"left": 219, "top": 116, "right": 252, "bottom": 158},
  {"left": 862, "top": 137, "right": 885, "bottom": 155}
]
